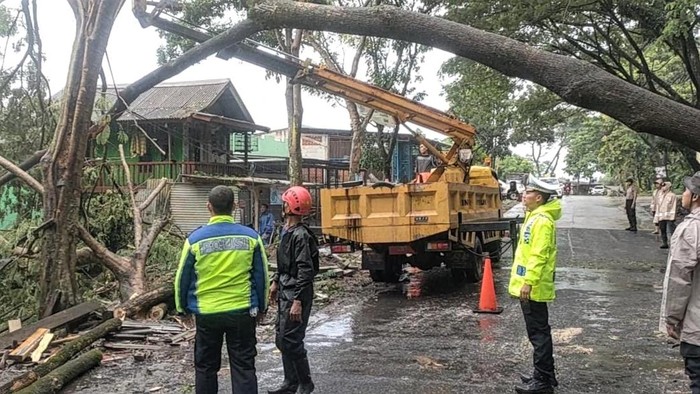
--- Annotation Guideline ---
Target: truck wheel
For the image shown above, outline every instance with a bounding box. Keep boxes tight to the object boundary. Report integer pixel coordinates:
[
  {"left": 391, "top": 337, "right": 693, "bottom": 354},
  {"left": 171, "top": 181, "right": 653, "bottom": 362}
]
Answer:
[{"left": 465, "top": 238, "right": 484, "bottom": 283}]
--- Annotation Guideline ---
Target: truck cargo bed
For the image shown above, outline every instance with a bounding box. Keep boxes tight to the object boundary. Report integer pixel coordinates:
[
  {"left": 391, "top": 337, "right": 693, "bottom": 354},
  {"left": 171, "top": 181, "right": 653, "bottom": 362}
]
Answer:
[{"left": 321, "top": 181, "right": 500, "bottom": 244}]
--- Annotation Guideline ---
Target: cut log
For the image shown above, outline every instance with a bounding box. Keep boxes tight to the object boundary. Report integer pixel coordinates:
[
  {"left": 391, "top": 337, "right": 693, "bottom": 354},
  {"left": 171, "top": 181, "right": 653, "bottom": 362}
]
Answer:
[
  {"left": 0, "top": 318, "right": 121, "bottom": 394},
  {"left": 8, "top": 329, "right": 50, "bottom": 362},
  {"left": 148, "top": 303, "right": 168, "bottom": 321},
  {"left": 0, "top": 301, "right": 102, "bottom": 350},
  {"left": 7, "top": 321, "right": 21, "bottom": 333},
  {"left": 14, "top": 349, "right": 102, "bottom": 394},
  {"left": 113, "top": 286, "right": 173, "bottom": 320},
  {"left": 30, "top": 333, "right": 54, "bottom": 363}
]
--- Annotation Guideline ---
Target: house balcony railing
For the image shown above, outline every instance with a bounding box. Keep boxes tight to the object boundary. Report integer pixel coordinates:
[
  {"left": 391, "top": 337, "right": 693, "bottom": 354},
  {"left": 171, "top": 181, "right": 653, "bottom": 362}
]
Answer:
[{"left": 91, "top": 161, "right": 245, "bottom": 189}]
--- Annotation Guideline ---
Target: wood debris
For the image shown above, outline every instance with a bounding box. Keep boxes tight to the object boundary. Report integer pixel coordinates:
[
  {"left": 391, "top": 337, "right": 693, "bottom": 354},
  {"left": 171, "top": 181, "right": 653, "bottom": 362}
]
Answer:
[
  {"left": 7, "top": 320, "right": 21, "bottom": 333},
  {"left": 0, "top": 301, "right": 101, "bottom": 351},
  {"left": 30, "top": 333, "right": 54, "bottom": 363},
  {"left": 9, "top": 328, "right": 50, "bottom": 362}
]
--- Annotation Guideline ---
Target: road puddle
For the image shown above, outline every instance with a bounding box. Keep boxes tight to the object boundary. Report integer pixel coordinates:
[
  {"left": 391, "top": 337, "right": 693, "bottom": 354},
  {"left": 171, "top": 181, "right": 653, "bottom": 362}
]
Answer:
[{"left": 306, "top": 313, "right": 353, "bottom": 348}]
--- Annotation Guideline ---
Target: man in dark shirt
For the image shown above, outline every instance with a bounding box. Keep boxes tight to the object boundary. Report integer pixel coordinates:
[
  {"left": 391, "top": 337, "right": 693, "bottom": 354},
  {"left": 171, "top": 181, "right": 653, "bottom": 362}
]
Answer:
[
  {"left": 268, "top": 186, "right": 319, "bottom": 394},
  {"left": 415, "top": 143, "right": 437, "bottom": 174}
]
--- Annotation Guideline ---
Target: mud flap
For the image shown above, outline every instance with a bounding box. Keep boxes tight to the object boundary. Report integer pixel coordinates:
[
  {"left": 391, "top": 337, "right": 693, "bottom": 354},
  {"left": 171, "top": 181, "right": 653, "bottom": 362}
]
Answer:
[{"left": 362, "top": 249, "right": 385, "bottom": 271}]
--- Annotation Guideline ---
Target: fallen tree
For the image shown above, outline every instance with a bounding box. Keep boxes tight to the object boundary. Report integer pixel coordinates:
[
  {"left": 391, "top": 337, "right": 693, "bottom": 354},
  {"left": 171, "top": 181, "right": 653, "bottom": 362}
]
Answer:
[
  {"left": 245, "top": 1, "right": 700, "bottom": 151},
  {"left": 1, "top": 318, "right": 120, "bottom": 393},
  {"left": 14, "top": 348, "right": 103, "bottom": 394},
  {"left": 113, "top": 285, "right": 173, "bottom": 320},
  {"left": 0, "top": 1, "right": 265, "bottom": 315}
]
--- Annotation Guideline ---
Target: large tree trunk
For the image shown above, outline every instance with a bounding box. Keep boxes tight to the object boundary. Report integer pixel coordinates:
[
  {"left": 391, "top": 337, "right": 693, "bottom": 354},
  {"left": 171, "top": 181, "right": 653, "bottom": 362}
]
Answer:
[
  {"left": 38, "top": 1, "right": 124, "bottom": 317},
  {"left": 285, "top": 28, "right": 304, "bottom": 185},
  {"left": 249, "top": 1, "right": 700, "bottom": 151},
  {"left": 287, "top": 82, "right": 304, "bottom": 185},
  {"left": 0, "top": 10, "right": 264, "bottom": 314},
  {"left": 347, "top": 104, "right": 367, "bottom": 175}
]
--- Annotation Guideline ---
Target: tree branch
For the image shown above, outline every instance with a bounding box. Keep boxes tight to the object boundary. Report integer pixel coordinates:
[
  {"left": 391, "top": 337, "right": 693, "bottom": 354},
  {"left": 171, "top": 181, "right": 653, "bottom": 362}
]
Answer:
[
  {"left": 138, "top": 178, "right": 168, "bottom": 213},
  {"left": 0, "top": 149, "right": 46, "bottom": 188},
  {"left": 248, "top": 1, "right": 700, "bottom": 151},
  {"left": 75, "top": 223, "right": 128, "bottom": 277},
  {"left": 135, "top": 217, "right": 169, "bottom": 259},
  {"left": 118, "top": 144, "right": 142, "bottom": 249},
  {"left": 109, "top": 18, "right": 263, "bottom": 118},
  {"left": 0, "top": 155, "right": 44, "bottom": 194},
  {"left": 349, "top": 36, "right": 367, "bottom": 77}
]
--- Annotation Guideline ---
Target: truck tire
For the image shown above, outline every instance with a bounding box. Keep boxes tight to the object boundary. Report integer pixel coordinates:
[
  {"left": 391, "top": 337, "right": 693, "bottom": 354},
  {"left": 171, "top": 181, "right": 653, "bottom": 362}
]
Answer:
[{"left": 464, "top": 238, "right": 484, "bottom": 283}]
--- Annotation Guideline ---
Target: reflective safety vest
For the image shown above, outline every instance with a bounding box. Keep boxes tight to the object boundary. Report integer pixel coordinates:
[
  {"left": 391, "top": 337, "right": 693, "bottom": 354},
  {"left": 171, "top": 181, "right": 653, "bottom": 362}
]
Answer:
[
  {"left": 175, "top": 215, "right": 270, "bottom": 315},
  {"left": 508, "top": 199, "right": 562, "bottom": 302}
]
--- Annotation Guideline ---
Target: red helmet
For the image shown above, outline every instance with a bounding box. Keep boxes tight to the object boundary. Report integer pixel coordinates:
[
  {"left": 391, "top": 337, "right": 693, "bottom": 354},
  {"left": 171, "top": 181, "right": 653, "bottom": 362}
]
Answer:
[{"left": 282, "top": 186, "right": 312, "bottom": 216}]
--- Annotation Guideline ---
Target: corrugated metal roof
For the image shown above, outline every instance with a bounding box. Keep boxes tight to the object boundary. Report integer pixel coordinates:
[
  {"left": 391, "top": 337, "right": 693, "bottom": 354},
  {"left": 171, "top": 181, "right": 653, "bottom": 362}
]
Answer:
[{"left": 117, "top": 79, "right": 231, "bottom": 121}]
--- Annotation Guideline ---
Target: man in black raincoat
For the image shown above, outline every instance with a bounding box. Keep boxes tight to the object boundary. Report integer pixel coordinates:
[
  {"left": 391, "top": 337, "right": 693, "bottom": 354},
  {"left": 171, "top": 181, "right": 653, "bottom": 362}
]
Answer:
[{"left": 268, "top": 186, "right": 319, "bottom": 394}]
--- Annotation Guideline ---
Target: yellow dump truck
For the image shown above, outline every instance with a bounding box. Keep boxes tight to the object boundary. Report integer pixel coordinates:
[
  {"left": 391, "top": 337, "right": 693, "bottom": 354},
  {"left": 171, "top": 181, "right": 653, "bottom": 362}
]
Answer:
[{"left": 321, "top": 164, "right": 512, "bottom": 282}]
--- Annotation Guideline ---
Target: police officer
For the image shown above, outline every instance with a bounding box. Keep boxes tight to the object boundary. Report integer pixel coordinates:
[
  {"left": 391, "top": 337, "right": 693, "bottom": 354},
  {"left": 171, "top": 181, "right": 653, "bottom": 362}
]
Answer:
[
  {"left": 509, "top": 175, "right": 562, "bottom": 394},
  {"left": 175, "top": 185, "right": 269, "bottom": 394},
  {"left": 268, "top": 186, "right": 319, "bottom": 394},
  {"left": 664, "top": 171, "right": 700, "bottom": 393}
]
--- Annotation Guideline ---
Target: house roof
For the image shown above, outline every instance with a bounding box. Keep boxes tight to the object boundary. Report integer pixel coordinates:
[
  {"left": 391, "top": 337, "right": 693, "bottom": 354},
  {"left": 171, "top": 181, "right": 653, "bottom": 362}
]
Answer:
[
  {"left": 58, "top": 79, "right": 256, "bottom": 124},
  {"left": 118, "top": 79, "right": 254, "bottom": 123}
]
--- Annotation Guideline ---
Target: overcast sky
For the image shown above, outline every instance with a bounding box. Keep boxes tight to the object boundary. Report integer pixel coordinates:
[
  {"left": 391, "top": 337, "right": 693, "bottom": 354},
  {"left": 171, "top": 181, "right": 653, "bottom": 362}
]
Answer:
[{"left": 4, "top": 1, "right": 567, "bottom": 176}]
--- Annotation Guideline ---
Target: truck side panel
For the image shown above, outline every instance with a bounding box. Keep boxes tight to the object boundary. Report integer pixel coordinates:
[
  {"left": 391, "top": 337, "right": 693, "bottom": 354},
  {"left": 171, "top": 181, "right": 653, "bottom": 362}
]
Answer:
[{"left": 321, "top": 180, "right": 500, "bottom": 245}]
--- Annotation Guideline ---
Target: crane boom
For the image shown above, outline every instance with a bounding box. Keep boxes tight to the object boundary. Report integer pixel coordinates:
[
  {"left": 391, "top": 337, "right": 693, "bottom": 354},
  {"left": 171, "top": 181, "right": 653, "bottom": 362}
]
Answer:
[{"left": 132, "top": 3, "right": 477, "bottom": 146}]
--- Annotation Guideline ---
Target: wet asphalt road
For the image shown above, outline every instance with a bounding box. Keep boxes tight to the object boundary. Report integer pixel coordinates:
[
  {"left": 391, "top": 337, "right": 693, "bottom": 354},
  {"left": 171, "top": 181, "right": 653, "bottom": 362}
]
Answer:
[
  {"left": 249, "top": 195, "right": 687, "bottom": 394},
  {"left": 61, "top": 196, "right": 687, "bottom": 393}
]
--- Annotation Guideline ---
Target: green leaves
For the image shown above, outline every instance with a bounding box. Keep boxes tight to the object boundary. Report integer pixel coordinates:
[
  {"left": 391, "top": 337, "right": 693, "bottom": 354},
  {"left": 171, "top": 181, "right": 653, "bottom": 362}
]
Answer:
[{"left": 497, "top": 154, "right": 535, "bottom": 178}]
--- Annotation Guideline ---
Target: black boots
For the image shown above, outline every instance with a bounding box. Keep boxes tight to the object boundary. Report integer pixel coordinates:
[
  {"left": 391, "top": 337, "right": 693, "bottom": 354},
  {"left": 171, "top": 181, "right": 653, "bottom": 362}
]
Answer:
[
  {"left": 515, "top": 378, "right": 554, "bottom": 393},
  {"left": 268, "top": 355, "right": 298, "bottom": 394},
  {"left": 519, "top": 372, "right": 558, "bottom": 387},
  {"left": 517, "top": 371, "right": 556, "bottom": 393},
  {"left": 294, "top": 357, "right": 315, "bottom": 394}
]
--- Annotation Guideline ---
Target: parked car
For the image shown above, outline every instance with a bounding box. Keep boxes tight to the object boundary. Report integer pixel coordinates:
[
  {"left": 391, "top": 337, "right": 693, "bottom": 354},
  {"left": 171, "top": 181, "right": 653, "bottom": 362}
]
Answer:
[{"left": 590, "top": 185, "right": 606, "bottom": 196}]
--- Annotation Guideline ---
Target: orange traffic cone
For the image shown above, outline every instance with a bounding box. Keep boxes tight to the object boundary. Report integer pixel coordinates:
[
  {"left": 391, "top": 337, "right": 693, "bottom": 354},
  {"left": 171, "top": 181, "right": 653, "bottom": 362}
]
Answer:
[{"left": 473, "top": 255, "right": 503, "bottom": 314}]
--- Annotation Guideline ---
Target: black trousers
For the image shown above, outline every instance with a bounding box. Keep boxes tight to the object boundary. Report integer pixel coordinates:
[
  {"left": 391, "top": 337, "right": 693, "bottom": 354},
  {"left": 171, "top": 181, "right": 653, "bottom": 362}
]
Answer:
[
  {"left": 659, "top": 219, "right": 677, "bottom": 246},
  {"left": 625, "top": 199, "right": 637, "bottom": 229},
  {"left": 682, "top": 342, "right": 700, "bottom": 394},
  {"left": 195, "top": 312, "right": 258, "bottom": 394},
  {"left": 520, "top": 300, "right": 555, "bottom": 381},
  {"left": 275, "top": 289, "right": 313, "bottom": 360}
]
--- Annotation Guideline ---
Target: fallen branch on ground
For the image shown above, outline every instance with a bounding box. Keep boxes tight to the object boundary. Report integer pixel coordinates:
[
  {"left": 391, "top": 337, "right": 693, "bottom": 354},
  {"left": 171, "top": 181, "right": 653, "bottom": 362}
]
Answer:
[
  {"left": 14, "top": 348, "right": 103, "bottom": 394},
  {"left": 1, "top": 318, "right": 120, "bottom": 393},
  {"left": 113, "top": 286, "right": 174, "bottom": 320}
]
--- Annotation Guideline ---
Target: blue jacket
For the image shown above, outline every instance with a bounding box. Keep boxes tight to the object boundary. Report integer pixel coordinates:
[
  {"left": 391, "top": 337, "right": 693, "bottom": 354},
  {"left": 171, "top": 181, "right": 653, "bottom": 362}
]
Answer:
[
  {"left": 174, "top": 215, "right": 270, "bottom": 315},
  {"left": 259, "top": 211, "right": 275, "bottom": 237}
]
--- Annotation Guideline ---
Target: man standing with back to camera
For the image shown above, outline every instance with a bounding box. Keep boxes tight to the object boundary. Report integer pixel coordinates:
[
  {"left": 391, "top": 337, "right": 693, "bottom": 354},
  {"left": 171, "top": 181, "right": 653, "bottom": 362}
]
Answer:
[{"left": 175, "top": 185, "right": 269, "bottom": 394}]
